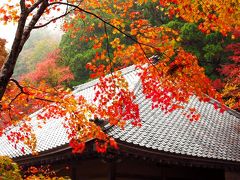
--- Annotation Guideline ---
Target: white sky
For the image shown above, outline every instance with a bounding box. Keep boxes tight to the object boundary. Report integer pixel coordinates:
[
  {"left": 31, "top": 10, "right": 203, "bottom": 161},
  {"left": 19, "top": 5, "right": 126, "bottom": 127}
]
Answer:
[
  {"left": 0, "top": 0, "right": 17, "bottom": 48},
  {"left": 0, "top": 23, "right": 16, "bottom": 49},
  {"left": 0, "top": 0, "right": 64, "bottom": 49}
]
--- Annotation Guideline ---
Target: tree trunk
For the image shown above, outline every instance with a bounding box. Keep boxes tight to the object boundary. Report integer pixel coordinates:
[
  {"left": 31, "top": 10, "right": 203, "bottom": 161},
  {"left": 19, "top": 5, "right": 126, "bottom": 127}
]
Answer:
[
  {"left": 0, "top": 13, "right": 27, "bottom": 101},
  {"left": 0, "top": 0, "right": 48, "bottom": 102}
]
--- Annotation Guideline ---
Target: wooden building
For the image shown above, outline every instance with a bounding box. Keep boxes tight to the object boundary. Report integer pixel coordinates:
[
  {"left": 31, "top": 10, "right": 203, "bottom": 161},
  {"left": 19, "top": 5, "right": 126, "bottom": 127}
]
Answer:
[{"left": 0, "top": 66, "right": 240, "bottom": 180}]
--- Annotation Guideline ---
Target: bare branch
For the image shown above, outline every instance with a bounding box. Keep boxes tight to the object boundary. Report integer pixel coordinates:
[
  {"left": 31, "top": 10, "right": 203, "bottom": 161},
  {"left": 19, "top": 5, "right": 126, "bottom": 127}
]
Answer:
[
  {"left": 10, "top": 79, "right": 23, "bottom": 91},
  {"left": 49, "top": 2, "right": 158, "bottom": 50},
  {"left": 33, "top": 0, "right": 85, "bottom": 29},
  {"left": 33, "top": 10, "right": 72, "bottom": 29},
  {"left": 103, "top": 23, "right": 113, "bottom": 74},
  {"left": 28, "top": 0, "right": 45, "bottom": 13}
]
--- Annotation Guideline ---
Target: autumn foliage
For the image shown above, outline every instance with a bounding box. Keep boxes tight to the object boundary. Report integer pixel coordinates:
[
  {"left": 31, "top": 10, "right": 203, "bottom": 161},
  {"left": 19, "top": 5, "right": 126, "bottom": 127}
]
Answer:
[
  {"left": 0, "top": 155, "right": 69, "bottom": 179},
  {"left": 0, "top": 38, "right": 7, "bottom": 69},
  {"left": 0, "top": 156, "right": 22, "bottom": 180},
  {"left": 20, "top": 49, "right": 73, "bottom": 87},
  {"left": 219, "top": 42, "right": 240, "bottom": 110},
  {"left": 0, "top": 0, "right": 239, "bottom": 161},
  {"left": 160, "top": 0, "right": 240, "bottom": 35}
]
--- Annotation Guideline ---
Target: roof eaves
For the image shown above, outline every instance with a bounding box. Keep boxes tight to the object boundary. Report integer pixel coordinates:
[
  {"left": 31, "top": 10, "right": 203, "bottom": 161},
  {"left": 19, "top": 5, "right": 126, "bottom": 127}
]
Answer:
[{"left": 117, "top": 140, "right": 240, "bottom": 170}]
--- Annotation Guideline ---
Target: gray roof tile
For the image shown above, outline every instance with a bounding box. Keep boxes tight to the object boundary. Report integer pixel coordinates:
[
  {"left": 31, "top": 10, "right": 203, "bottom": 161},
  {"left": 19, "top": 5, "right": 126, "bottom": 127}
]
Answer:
[
  {"left": 0, "top": 65, "right": 239, "bottom": 163},
  {"left": 106, "top": 73, "right": 240, "bottom": 162}
]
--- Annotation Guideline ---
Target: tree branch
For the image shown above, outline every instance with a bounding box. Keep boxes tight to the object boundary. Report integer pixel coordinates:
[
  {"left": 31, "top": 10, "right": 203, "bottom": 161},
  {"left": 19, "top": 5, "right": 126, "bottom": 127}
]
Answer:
[
  {"left": 49, "top": 2, "right": 159, "bottom": 51},
  {"left": 10, "top": 79, "right": 56, "bottom": 103},
  {"left": 28, "top": 0, "right": 45, "bottom": 13},
  {"left": 50, "top": 1, "right": 178, "bottom": 72},
  {"left": 19, "top": 0, "right": 49, "bottom": 49},
  {"left": 103, "top": 23, "right": 114, "bottom": 74},
  {"left": 33, "top": 10, "right": 72, "bottom": 29},
  {"left": 0, "top": 5, "right": 29, "bottom": 100},
  {"left": 20, "top": 0, "right": 26, "bottom": 11}
]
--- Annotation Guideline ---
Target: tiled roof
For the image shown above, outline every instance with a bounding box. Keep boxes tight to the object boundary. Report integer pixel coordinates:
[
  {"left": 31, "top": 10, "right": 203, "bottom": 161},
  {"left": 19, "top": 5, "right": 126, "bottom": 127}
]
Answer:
[
  {"left": 108, "top": 88, "right": 240, "bottom": 161},
  {"left": 0, "top": 66, "right": 139, "bottom": 158},
  {"left": 0, "top": 65, "right": 240, "bottom": 163}
]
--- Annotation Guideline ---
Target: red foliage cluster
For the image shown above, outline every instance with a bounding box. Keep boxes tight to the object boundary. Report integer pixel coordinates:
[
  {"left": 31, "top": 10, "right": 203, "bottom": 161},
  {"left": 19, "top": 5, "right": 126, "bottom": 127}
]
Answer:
[
  {"left": 20, "top": 49, "right": 73, "bottom": 87},
  {"left": 69, "top": 139, "right": 85, "bottom": 153},
  {"left": 221, "top": 43, "right": 240, "bottom": 80},
  {"left": 94, "top": 72, "right": 140, "bottom": 127},
  {"left": 217, "top": 42, "right": 240, "bottom": 110},
  {"left": 138, "top": 49, "right": 222, "bottom": 120}
]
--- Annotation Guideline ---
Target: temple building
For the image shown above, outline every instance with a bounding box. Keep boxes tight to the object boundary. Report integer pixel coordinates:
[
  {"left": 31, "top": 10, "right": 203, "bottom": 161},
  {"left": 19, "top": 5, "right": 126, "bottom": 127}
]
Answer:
[{"left": 0, "top": 66, "right": 239, "bottom": 180}]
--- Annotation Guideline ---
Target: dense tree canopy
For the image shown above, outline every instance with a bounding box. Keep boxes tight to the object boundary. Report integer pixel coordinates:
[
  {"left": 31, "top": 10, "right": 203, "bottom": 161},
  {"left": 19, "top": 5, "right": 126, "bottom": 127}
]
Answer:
[
  {"left": 220, "top": 42, "right": 240, "bottom": 109},
  {"left": 13, "top": 29, "right": 60, "bottom": 78},
  {"left": 59, "top": 16, "right": 105, "bottom": 85},
  {"left": 0, "top": 0, "right": 239, "bottom": 162},
  {"left": 20, "top": 49, "right": 74, "bottom": 87}
]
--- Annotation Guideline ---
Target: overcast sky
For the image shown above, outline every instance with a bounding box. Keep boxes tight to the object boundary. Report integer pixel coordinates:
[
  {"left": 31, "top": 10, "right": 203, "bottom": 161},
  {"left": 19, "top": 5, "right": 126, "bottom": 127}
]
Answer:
[
  {"left": 0, "top": 0, "right": 17, "bottom": 48},
  {"left": 0, "top": 1, "right": 63, "bottom": 49},
  {"left": 0, "top": 23, "right": 17, "bottom": 49}
]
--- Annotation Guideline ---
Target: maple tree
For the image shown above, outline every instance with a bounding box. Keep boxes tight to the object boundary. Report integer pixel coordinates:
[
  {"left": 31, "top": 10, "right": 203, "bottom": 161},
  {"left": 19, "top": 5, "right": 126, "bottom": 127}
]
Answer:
[
  {"left": 59, "top": 16, "right": 103, "bottom": 85},
  {"left": 164, "top": 20, "right": 240, "bottom": 110},
  {"left": 218, "top": 42, "right": 240, "bottom": 110},
  {"left": 0, "top": 0, "right": 239, "bottom": 160},
  {"left": 14, "top": 30, "right": 60, "bottom": 78},
  {"left": 166, "top": 21, "right": 233, "bottom": 79},
  {"left": 160, "top": 0, "right": 240, "bottom": 35},
  {"left": 20, "top": 49, "right": 74, "bottom": 87}
]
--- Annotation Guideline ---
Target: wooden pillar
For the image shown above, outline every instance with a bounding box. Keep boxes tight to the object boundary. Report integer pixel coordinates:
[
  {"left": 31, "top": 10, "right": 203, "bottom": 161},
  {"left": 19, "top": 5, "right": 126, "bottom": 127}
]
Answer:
[
  {"left": 108, "top": 162, "right": 116, "bottom": 180},
  {"left": 71, "top": 162, "right": 77, "bottom": 180}
]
